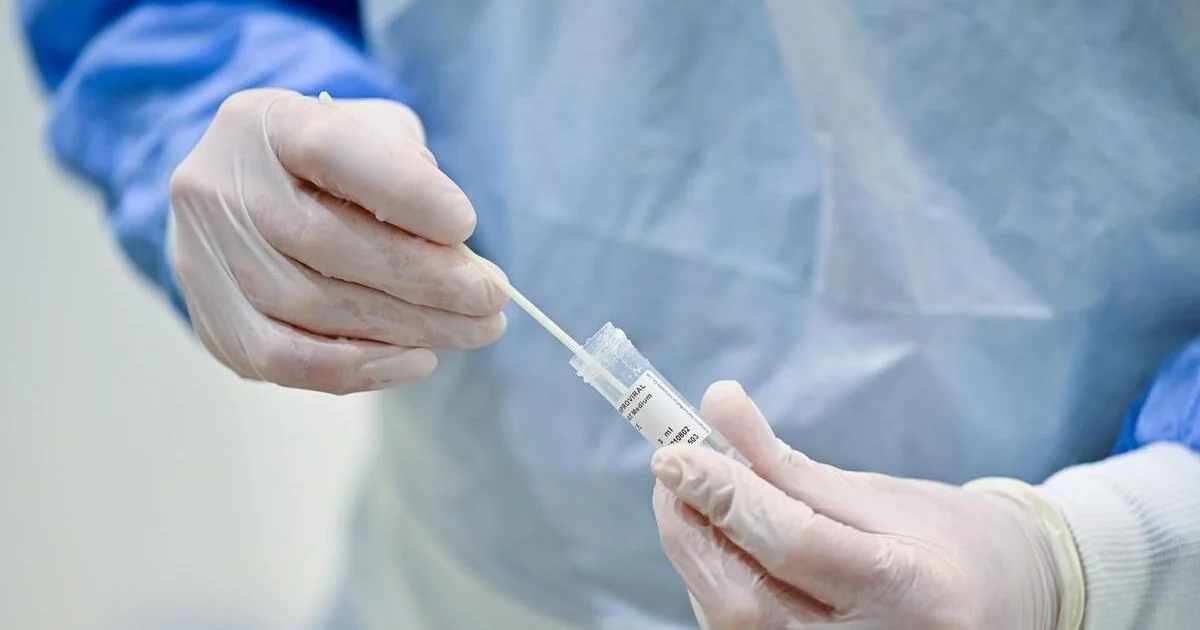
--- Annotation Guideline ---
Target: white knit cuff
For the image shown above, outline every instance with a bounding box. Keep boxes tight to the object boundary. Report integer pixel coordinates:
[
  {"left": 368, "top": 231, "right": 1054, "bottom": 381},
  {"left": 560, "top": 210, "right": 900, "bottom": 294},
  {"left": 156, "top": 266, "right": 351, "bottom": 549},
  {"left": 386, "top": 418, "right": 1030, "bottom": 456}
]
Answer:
[{"left": 1041, "top": 443, "right": 1200, "bottom": 630}]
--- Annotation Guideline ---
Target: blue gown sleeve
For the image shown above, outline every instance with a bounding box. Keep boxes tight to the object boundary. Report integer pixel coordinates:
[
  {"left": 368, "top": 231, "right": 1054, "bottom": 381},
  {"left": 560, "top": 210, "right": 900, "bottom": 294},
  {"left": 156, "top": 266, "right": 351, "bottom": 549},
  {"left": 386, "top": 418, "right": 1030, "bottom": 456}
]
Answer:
[
  {"left": 1112, "top": 336, "right": 1200, "bottom": 455},
  {"left": 18, "top": 0, "right": 408, "bottom": 318}
]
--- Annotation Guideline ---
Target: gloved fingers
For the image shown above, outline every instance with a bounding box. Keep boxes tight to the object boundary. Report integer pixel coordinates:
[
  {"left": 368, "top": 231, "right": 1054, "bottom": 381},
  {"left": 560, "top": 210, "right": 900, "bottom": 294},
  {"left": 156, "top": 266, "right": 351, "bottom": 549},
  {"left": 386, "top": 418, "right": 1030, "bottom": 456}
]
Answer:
[
  {"left": 196, "top": 308, "right": 437, "bottom": 394},
  {"left": 654, "top": 482, "right": 834, "bottom": 629},
  {"left": 699, "top": 381, "right": 888, "bottom": 526},
  {"left": 239, "top": 259, "right": 507, "bottom": 350},
  {"left": 653, "top": 480, "right": 768, "bottom": 614},
  {"left": 652, "top": 443, "right": 892, "bottom": 613},
  {"left": 263, "top": 92, "right": 476, "bottom": 245},
  {"left": 251, "top": 184, "right": 508, "bottom": 317}
]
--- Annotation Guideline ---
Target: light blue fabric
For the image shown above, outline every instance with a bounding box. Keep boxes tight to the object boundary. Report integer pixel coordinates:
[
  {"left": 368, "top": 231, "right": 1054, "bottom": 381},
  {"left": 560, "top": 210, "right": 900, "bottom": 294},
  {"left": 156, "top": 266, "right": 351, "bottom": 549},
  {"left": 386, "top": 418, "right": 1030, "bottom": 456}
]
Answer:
[
  {"left": 18, "top": 0, "right": 404, "bottom": 317},
  {"left": 351, "top": 1, "right": 1200, "bottom": 628},
  {"left": 18, "top": 0, "right": 1200, "bottom": 628}
]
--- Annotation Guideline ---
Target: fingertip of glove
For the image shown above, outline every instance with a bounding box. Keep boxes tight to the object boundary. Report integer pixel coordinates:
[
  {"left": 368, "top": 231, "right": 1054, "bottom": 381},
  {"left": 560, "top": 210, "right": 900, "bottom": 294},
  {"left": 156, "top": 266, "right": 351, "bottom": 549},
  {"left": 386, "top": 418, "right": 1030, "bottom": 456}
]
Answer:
[
  {"left": 704, "top": 380, "right": 746, "bottom": 399},
  {"left": 407, "top": 347, "right": 439, "bottom": 376},
  {"left": 652, "top": 446, "right": 686, "bottom": 490},
  {"left": 700, "top": 381, "right": 755, "bottom": 422},
  {"left": 653, "top": 444, "right": 732, "bottom": 497},
  {"left": 472, "top": 311, "right": 508, "bottom": 347},
  {"left": 426, "top": 185, "right": 477, "bottom": 245},
  {"left": 450, "top": 203, "right": 478, "bottom": 243},
  {"left": 359, "top": 348, "right": 437, "bottom": 385}
]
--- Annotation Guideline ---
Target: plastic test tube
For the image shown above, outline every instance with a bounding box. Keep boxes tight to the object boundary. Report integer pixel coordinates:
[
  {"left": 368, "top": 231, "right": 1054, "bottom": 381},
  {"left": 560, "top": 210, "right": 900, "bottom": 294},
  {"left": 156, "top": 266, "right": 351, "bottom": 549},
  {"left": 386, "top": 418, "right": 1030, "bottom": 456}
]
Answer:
[
  {"left": 451, "top": 241, "right": 747, "bottom": 465},
  {"left": 571, "top": 323, "right": 749, "bottom": 465}
]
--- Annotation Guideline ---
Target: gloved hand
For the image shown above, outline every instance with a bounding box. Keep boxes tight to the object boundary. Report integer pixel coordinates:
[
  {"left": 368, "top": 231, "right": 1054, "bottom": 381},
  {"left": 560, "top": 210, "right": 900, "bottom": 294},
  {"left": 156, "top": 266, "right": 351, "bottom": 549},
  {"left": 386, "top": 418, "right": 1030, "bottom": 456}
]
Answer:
[
  {"left": 169, "top": 88, "right": 508, "bottom": 394},
  {"left": 651, "top": 381, "right": 1085, "bottom": 630}
]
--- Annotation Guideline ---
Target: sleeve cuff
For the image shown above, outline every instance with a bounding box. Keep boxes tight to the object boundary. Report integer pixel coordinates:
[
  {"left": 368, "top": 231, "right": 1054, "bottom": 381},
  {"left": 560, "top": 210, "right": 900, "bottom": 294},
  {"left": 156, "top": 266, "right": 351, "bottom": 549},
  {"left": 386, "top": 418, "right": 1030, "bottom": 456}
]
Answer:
[{"left": 1041, "top": 443, "right": 1200, "bottom": 630}]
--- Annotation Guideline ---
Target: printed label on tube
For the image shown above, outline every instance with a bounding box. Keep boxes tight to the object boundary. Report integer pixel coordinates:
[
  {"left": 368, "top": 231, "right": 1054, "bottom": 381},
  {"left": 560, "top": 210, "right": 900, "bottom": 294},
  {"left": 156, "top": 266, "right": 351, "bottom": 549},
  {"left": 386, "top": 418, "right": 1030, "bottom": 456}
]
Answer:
[{"left": 618, "top": 371, "right": 712, "bottom": 447}]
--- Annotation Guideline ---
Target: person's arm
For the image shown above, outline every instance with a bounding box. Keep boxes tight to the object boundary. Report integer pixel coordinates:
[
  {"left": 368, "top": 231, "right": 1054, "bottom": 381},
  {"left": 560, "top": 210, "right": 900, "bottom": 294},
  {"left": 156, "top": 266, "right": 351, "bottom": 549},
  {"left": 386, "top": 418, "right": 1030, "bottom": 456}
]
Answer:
[
  {"left": 18, "top": 0, "right": 406, "bottom": 317},
  {"left": 1037, "top": 337, "right": 1200, "bottom": 629}
]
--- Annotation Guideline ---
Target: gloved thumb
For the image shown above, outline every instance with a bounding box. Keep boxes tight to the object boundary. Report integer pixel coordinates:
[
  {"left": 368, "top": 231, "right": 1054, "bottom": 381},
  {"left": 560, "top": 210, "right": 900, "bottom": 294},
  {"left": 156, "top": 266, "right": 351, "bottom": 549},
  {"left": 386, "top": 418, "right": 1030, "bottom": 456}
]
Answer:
[
  {"left": 317, "top": 94, "right": 437, "bottom": 168},
  {"left": 330, "top": 97, "right": 428, "bottom": 146},
  {"left": 695, "top": 380, "right": 891, "bottom": 529},
  {"left": 697, "top": 380, "right": 783, "bottom": 463}
]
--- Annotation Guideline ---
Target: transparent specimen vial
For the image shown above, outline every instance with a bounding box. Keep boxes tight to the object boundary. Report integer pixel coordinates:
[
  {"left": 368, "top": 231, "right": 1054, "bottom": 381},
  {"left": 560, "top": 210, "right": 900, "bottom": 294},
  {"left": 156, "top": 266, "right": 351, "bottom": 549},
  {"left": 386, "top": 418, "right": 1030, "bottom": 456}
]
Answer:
[
  {"left": 450, "top": 240, "right": 747, "bottom": 465},
  {"left": 570, "top": 323, "right": 749, "bottom": 465}
]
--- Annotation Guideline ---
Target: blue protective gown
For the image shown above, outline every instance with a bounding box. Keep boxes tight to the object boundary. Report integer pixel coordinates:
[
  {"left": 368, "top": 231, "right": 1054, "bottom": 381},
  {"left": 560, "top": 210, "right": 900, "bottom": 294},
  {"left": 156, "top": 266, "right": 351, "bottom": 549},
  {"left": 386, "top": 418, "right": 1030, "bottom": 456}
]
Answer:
[{"left": 18, "top": 1, "right": 1200, "bottom": 628}]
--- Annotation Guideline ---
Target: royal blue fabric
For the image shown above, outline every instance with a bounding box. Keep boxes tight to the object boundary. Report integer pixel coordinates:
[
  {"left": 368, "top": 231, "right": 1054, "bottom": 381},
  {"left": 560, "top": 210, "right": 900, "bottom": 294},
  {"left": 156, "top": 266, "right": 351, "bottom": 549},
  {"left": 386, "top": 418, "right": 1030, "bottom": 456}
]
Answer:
[
  {"left": 18, "top": 0, "right": 406, "bottom": 317},
  {"left": 1115, "top": 338, "right": 1200, "bottom": 456}
]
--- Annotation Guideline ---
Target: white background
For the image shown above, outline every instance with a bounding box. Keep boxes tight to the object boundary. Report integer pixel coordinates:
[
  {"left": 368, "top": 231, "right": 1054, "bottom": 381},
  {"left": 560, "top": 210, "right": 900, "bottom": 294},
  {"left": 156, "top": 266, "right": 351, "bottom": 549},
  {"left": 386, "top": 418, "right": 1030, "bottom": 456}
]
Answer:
[{"left": 0, "top": 11, "right": 375, "bottom": 630}]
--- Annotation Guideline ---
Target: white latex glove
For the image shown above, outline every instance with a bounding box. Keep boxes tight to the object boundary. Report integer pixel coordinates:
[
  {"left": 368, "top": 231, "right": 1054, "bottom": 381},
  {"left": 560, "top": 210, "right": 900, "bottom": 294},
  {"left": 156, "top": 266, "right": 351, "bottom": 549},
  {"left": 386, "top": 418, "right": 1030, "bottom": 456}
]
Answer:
[
  {"left": 651, "top": 381, "right": 1084, "bottom": 630},
  {"left": 169, "top": 88, "right": 508, "bottom": 394}
]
